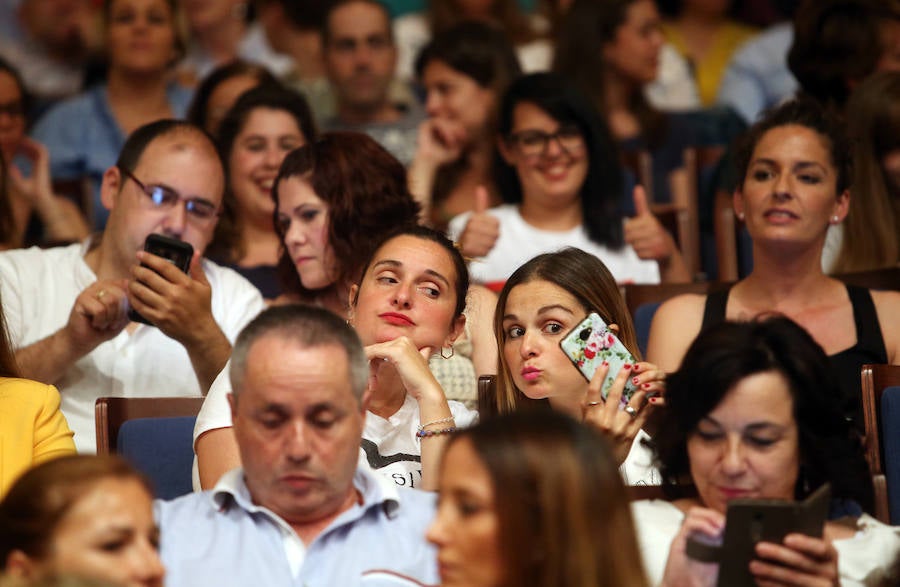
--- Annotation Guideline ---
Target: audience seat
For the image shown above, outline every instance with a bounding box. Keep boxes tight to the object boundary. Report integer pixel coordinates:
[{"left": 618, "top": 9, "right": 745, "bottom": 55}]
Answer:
[
  {"left": 118, "top": 416, "right": 197, "bottom": 500},
  {"left": 881, "top": 386, "right": 900, "bottom": 525},
  {"left": 860, "top": 364, "right": 900, "bottom": 524},
  {"left": 95, "top": 397, "right": 205, "bottom": 499}
]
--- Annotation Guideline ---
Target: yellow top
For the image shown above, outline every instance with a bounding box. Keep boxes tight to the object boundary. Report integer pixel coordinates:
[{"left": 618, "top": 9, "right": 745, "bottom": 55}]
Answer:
[
  {"left": 0, "top": 377, "right": 76, "bottom": 497},
  {"left": 663, "top": 21, "right": 758, "bottom": 106}
]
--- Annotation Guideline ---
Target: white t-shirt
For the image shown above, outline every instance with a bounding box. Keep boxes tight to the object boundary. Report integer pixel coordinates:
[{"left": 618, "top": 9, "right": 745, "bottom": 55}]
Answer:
[
  {"left": 448, "top": 204, "right": 660, "bottom": 286},
  {"left": 631, "top": 499, "right": 900, "bottom": 587},
  {"left": 0, "top": 242, "right": 265, "bottom": 452},
  {"left": 194, "top": 365, "right": 478, "bottom": 491}
]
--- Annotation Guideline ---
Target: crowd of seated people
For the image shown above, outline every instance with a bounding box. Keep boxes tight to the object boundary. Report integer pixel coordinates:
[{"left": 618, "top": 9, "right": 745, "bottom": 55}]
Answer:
[{"left": 1, "top": 0, "right": 900, "bottom": 586}]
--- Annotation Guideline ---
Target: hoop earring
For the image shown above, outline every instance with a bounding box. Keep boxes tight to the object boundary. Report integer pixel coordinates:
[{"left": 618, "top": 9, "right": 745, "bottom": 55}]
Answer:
[{"left": 441, "top": 344, "right": 454, "bottom": 360}]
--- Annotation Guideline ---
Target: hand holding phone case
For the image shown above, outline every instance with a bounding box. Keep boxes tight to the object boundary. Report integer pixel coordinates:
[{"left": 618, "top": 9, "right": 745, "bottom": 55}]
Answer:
[
  {"left": 685, "top": 483, "right": 831, "bottom": 587},
  {"left": 559, "top": 312, "right": 638, "bottom": 403}
]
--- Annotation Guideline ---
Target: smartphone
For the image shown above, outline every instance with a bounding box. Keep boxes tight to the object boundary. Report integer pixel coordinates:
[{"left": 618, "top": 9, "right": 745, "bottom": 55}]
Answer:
[
  {"left": 559, "top": 312, "right": 638, "bottom": 403},
  {"left": 686, "top": 484, "right": 831, "bottom": 587},
  {"left": 128, "top": 234, "right": 194, "bottom": 325}
]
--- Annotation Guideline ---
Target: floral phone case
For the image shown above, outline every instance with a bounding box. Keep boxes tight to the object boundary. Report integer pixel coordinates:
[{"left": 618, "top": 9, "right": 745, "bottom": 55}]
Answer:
[{"left": 559, "top": 312, "right": 637, "bottom": 404}]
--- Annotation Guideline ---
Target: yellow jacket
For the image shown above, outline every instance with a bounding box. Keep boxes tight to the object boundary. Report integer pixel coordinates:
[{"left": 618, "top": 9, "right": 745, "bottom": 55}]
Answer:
[{"left": 1, "top": 377, "right": 76, "bottom": 497}]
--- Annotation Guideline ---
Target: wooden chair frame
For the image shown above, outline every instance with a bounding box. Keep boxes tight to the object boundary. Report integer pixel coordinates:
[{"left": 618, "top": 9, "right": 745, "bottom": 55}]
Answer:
[
  {"left": 95, "top": 396, "right": 205, "bottom": 455},
  {"left": 860, "top": 364, "right": 900, "bottom": 524}
]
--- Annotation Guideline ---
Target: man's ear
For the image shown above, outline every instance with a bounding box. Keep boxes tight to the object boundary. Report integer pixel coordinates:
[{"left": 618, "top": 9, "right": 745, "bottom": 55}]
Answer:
[{"left": 100, "top": 165, "right": 123, "bottom": 212}]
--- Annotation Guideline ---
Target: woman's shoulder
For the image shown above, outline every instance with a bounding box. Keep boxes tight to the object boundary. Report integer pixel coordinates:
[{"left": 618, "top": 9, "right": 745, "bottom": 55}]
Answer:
[
  {"left": 0, "top": 377, "right": 57, "bottom": 399},
  {"left": 646, "top": 293, "right": 708, "bottom": 370},
  {"left": 832, "top": 514, "right": 900, "bottom": 586}
]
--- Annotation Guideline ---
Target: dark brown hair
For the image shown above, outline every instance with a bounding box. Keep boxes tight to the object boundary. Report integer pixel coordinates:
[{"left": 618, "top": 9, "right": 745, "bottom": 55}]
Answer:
[
  {"left": 272, "top": 132, "right": 421, "bottom": 299},
  {"left": 788, "top": 0, "right": 900, "bottom": 111},
  {"left": 552, "top": 0, "right": 668, "bottom": 149}
]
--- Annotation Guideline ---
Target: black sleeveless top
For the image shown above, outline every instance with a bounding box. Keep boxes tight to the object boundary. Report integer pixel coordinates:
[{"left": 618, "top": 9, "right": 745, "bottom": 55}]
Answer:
[{"left": 701, "top": 284, "right": 888, "bottom": 430}]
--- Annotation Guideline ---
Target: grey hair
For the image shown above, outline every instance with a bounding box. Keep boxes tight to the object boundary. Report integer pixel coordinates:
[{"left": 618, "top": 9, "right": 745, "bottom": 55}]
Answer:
[{"left": 229, "top": 305, "right": 368, "bottom": 402}]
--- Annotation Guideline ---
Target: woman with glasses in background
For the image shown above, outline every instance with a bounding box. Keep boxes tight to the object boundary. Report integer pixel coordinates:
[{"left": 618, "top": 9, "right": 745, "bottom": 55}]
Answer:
[{"left": 449, "top": 72, "right": 689, "bottom": 289}]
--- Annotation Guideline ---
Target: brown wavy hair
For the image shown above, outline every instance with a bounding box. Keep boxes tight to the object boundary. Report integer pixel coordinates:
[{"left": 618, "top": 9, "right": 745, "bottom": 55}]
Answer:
[{"left": 272, "top": 132, "right": 421, "bottom": 300}]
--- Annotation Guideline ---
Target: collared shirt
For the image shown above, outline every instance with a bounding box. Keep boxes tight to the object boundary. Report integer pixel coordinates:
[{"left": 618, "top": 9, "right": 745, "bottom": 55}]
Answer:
[{"left": 155, "top": 467, "right": 439, "bottom": 587}]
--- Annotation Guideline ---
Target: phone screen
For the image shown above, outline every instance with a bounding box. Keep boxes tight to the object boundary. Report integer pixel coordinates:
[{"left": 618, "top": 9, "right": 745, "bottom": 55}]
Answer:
[{"left": 559, "top": 312, "right": 638, "bottom": 403}]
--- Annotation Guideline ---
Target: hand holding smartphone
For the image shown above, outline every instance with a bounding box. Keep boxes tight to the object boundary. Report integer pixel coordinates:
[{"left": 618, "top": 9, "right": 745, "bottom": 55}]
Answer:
[
  {"left": 559, "top": 312, "right": 638, "bottom": 403},
  {"left": 128, "top": 234, "right": 193, "bottom": 325},
  {"left": 686, "top": 484, "right": 832, "bottom": 587}
]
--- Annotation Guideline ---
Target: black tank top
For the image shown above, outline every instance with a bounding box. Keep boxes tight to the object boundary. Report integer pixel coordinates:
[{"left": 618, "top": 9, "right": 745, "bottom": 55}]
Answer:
[{"left": 701, "top": 284, "right": 888, "bottom": 429}]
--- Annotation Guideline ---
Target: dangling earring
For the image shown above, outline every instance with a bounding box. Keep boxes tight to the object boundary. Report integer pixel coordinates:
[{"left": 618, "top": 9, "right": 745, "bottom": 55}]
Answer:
[{"left": 441, "top": 344, "right": 454, "bottom": 360}]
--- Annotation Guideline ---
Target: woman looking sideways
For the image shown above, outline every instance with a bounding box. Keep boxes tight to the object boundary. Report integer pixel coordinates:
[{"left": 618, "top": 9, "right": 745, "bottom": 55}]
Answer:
[
  {"left": 0, "top": 455, "right": 165, "bottom": 587},
  {"left": 205, "top": 84, "right": 315, "bottom": 299},
  {"left": 637, "top": 317, "right": 898, "bottom": 587},
  {"left": 428, "top": 410, "right": 648, "bottom": 587},
  {"left": 450, "top": 73, "right": 690, "bottom": 287},
  {"left": 492, "top": 247, "right": 665, "bottom": 485},
  {"left": 647, "top": 98, "right": 900, "bottom": 429},
  {"left": 31, "top": 0, "right": 191, "bottom": 229}
]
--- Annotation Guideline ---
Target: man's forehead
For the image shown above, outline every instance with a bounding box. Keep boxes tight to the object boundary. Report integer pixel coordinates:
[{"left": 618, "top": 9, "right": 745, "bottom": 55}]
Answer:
[
  {"left": 329, "top": 1, "right": 391, "bottom": 37},
  {"left": 132, "top": 134, "right": 224, "bottom": 195},
  {"left": 242, "top": 339, "right": 354, "bottom": 399}
]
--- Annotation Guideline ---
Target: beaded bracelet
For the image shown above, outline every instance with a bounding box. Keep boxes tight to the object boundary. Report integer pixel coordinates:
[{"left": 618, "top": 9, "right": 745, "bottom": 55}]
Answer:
[
  {"left": 416, "top": 427, "right": 457, "bottom": 438},
  {"left": 417, "top": 415, "right": 455, "bottom": 432}
]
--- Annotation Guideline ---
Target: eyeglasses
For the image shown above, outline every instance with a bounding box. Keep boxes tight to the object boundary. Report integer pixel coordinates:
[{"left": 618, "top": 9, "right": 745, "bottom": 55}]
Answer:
[
  {"left": 119, "top": 167, "right": 220, "bottom": 222},
  {"left": 507, "top": 125, "right": 584, "bottom": 158}
]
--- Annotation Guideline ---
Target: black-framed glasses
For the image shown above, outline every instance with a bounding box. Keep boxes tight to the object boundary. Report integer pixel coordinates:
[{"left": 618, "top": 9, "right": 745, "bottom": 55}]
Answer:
[
  {"left": 119, "top": 167, "right": 220, "bottom": 222},
  {"left": 507, "top": 125, "right": 584, "bottom": 158}
]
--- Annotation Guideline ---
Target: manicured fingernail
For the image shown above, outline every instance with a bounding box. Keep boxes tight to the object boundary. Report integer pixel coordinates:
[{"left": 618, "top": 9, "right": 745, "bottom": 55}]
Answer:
[
  {"left": 632, "top": 377, "right": 640, "bottom": 385},
  {"left": 632, "top": 364, "right": 641, "bottom": 372},
  {"left": 601, "top": 360, "right": 608, "bottom": 366},
  {"left": 623, "top": 363, "right": 632, "bottom": 370},
  {"left": 649, "top": 397, "right": 658, "bottom": 404},
  {"left": 642, "top": 383, "right": 650, "bottom": 389}
]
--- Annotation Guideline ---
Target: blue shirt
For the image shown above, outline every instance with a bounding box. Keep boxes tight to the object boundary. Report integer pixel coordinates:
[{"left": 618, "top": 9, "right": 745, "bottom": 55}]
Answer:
[
  {"left": 30, "top": 83, "right": 193, "bottom": 229},
  {"left": 716, "top": 23, "right": 798, "bottom": 124},
  {"left": 155, "top": 467, "right": 439, "bottom": 587}
]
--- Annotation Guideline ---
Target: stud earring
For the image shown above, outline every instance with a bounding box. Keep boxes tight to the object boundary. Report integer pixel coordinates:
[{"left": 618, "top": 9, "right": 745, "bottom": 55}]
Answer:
[
  {"left": 832, "top": 215, "right": 839, "bottom": 223},
  {"left": 737, "top": 211, "right": 745, "bottom": 221}
]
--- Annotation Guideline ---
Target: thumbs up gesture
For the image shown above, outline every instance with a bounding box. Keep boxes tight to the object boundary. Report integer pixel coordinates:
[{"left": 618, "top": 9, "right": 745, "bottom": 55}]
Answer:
[
  {"left": 458, "top": 186, "right": 500, "bottom": 258},
  {"left": 623, "top": 185, "right": 677, "bottom": 262}
]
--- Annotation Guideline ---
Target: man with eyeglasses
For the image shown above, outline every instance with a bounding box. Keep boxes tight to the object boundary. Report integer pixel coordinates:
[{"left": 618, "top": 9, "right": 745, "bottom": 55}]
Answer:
[{"left": 0, "top": 119, "right": 265, "bottom": 452}]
